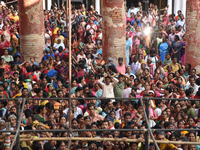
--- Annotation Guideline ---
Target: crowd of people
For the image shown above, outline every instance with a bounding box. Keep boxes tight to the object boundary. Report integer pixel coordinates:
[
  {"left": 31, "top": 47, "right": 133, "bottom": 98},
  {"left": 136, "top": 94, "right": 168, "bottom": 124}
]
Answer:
[{"left": 0, "top": 0, "right": 199, "bottom": 150}]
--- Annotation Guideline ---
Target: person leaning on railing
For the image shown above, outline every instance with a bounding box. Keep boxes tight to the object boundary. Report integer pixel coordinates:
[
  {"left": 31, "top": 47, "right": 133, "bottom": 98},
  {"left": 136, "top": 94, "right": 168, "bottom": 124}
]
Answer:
[{"left": 156, "top": 131, "right": 179, "bottom": 150}]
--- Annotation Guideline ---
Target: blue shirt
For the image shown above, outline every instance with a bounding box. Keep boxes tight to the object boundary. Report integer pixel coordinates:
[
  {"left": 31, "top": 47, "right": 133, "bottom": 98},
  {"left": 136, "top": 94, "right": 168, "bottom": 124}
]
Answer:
[
  {"left": 131, "top": 19, "right": 142, "bottom": 29},
  {"left": 106, "top": 63, "right": 116, "bottom": 69},
  {"left": 34, "top": 62, "right": 39, "bottom": 66},
  {"left": 14, "top": 52, "right": 21, "bottom": 58},
  {"left": 43, "top": 54, "right": 55, "bottom": 60},
  {"left": 94, "top": 21, "right": 100, "bottom": 26},
  {"left": 61, "top": 32, "right": 67, "bottom": 38},
  {"left": 14, "top": 60, "right": 22, "bottom": 65},
  {"left": 97, "top": 49, "right": 102, "bottom": 55}
]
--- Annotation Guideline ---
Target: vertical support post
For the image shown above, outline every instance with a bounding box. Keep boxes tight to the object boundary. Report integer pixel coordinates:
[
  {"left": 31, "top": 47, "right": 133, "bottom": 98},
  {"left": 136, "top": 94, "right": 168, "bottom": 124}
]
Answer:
[
  {"left": 16, "top": 99, "right": 20, "bottom": 150},
  {"left": 145, "top": 98, "right": 149, "bottom": 150},
  {"left": 4, "top": 122, "right": 11, "bottom": 150},
  {"left": 68, "top": 0, "right": 72, "bottom": 128},
  {"left": 66, "top": 0, "right": 68, "bottom": 16}
]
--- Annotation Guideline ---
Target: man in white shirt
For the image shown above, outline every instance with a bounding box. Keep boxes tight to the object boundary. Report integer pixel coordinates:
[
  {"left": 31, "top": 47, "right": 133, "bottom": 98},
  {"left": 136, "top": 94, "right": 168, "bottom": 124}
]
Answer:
[
  {"left": 53, "top": 38, "right": 65, "bottom": 53},
  {"left": 185, "top": 76, "right": 199, "bottom": 96},
  {"left": 176, "top": 14, "right": 185, "bottom": 28},
  {"left": 125, "top": 66, "right": 136, "bottom": 79},
  {"left": 144, "top": 49, "right": 158, "bottom": 66},
  {"left": 127, "top": 4, "right": 139, "bottom": 17},
  {"left": 146, "top": 58, "right": 156, "bottom": 76},
  {"left": 98, "top": 73, "right": 118, "bottom": 98},
  {"left": 131, "top": 56, "right": 140, "bottom": 75},
  {"left": 63, "top": 99, "right": 83, "bottom": 118},
  {"left": 154, "top": 100, "right": 163, "bottom": 117}
]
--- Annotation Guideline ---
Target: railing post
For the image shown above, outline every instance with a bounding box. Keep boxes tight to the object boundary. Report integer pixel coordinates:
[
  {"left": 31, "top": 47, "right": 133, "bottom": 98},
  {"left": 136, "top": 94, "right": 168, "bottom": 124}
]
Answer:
[
  {"left": 4, "top": 122, "right": 11, "bottom": 150},
  {"left": 145, "top": 98, "right": 149, "bottom": 150},
  {"left": 16, "top": 98, "right": 21, "bottom": 150}
]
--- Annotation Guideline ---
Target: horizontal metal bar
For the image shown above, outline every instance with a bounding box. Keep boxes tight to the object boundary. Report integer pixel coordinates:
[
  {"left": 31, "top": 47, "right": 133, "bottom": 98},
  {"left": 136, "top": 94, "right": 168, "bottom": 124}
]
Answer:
[
  {"left": 0, "top": 137, "right": 198, "bottom": 145},
  {"left": 1, "top": 128, "right": 200, "bottom": 133},
  {"left": 0, "top": 129, "right": 145, "bottom": 133},
  {"left": 0, "top": 97, "right": 199, "bottom": 101}
]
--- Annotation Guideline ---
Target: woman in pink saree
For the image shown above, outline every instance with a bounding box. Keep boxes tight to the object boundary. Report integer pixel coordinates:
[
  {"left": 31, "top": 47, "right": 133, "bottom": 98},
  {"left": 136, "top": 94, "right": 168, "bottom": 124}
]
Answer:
[
  {"left": 132, "top": 26, "right": 142, "bottom": 54},
  {"left": 161, "top": 10, "right": 169, "bottom": 29}
]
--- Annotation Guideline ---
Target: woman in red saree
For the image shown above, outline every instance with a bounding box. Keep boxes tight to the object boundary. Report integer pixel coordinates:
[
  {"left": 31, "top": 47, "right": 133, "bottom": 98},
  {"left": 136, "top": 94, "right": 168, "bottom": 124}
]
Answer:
[
  {"left": 1, "top": 25, "right": 11, "bottom": 42},
  {"left": 0, "top": 35, "right": 10, "bottom": 57},
  {"left": 76, "top": 22, "right": 85, "bottom": 43},
  {"left": 161, "top": 10, "right": 169, "bottom": 29}
]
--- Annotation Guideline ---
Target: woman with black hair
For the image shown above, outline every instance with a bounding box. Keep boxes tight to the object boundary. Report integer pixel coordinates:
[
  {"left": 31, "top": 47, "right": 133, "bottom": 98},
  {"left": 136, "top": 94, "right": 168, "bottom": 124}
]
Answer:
[
  {"left": 0, "top": 35, "right": 10, "bottom": 57},
  {"left": 171, "top": 35, "right": 182, "bottom": 62},
  {"left": 12, "top": 84, "right": 23, "bottom": 98},
  {"left": 164, "top": 86, "right": 172, "bottom": 99},
  {"left": 56, "top": 141, "right": 66, "bottom": 150},
  {"left": 36, "top": 105, "right": 47, "bottom": 123},
  {"left": 184, "top": 63, "right": 191, "bottom": 78}
]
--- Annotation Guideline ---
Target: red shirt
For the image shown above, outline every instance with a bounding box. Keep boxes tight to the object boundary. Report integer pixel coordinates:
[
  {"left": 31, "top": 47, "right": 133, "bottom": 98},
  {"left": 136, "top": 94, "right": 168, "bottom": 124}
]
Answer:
[
  {"left": 3, "top": 91, "right": 8, "bottom": 98},
  {"left": 62, "top": 53, "right": 69, "bottom": 60},
  {"left": 77, "top": 70, "right": 86, "bottom": 79},
  {"left": 25, "top": 72, "right": 39, "bottom": 82}
]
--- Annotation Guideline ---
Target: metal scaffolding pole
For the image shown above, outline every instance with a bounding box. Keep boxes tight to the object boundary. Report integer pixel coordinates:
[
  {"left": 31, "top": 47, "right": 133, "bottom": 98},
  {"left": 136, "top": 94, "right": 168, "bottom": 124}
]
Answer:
[
  {"left": 66, "top": 0, "right": 72, "bottom": 129},
  {"left": 16, "top": 99, "right": 20, "bottom": 150},
  {"left": 145, "top": 98, "right": 149, "bottom": 150}
]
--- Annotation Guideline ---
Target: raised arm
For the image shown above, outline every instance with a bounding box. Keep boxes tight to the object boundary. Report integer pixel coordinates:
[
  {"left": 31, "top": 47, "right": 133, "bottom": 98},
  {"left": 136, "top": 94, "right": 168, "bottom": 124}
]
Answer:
[
  {"left": 120, "top": 73, "right": 130, "bottom": 80},
  {"left": 111, "top": 76, "right": 119, "bottom": 86},
  {"left": 98, "top": 76, "right": 105, "bottom": 86},
  {"left": 71, "top": 55, "right": 78, "bottom": 64},
  {"left": 90, "top": 60, "right": 96, "bottom": 73}
]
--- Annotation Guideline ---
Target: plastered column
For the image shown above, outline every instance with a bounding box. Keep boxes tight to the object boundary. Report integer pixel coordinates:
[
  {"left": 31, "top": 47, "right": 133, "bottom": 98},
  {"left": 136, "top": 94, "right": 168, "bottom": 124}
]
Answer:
[
  {"left": 185, "top": 0, "right": 200, "bottom": 72},
  {"left": 181, "top": 0, "right": 186, "bottom": 17},
  {"left": 174, "top": 0, "right": 181, "bottom": 15},
  {"left": 101, "top": 0, "right": 126, "bottom": 65},
  {"left": 167, "top": 0, "right": 172, "bottom": 14},
  {"left": 18, "top": 0, "right": 45, "bottom": 63},
  {"left": 95, "top": 0, "right": 100, "bottom": 14}
]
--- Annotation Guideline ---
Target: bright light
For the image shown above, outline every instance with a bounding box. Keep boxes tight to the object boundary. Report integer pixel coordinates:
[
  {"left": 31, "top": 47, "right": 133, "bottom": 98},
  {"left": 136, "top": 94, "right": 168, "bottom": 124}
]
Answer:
[{"left": 144, "top": 28, "right": 151, "bottom": 35}]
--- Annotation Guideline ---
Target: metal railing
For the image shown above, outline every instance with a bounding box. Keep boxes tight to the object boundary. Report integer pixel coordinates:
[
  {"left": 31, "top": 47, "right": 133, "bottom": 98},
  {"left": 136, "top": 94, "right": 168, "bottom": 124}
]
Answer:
[{"left": 1, "top": 97, "right": 200, "bottom": 150}]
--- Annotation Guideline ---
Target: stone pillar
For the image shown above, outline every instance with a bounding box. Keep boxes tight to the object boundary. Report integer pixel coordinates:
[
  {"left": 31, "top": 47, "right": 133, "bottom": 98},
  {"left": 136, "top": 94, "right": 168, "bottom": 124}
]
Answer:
[
  {"left": 18, "top": 0, "right": 45, "bottom": 63},
  {"left": 167, "top": 0, "right": 172, "bottom": 14},
  {"left": 181, "top": 0, "right": 186, "bottom": 17},
  {"left": 101, "top": 0, "right": 126, "bottom": 65},
  {"left": 185, "top": 0, "right": 200, "bottom": 72},
  {"left": 95, "top": 0, "right": 100, "bottom": 14}
]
